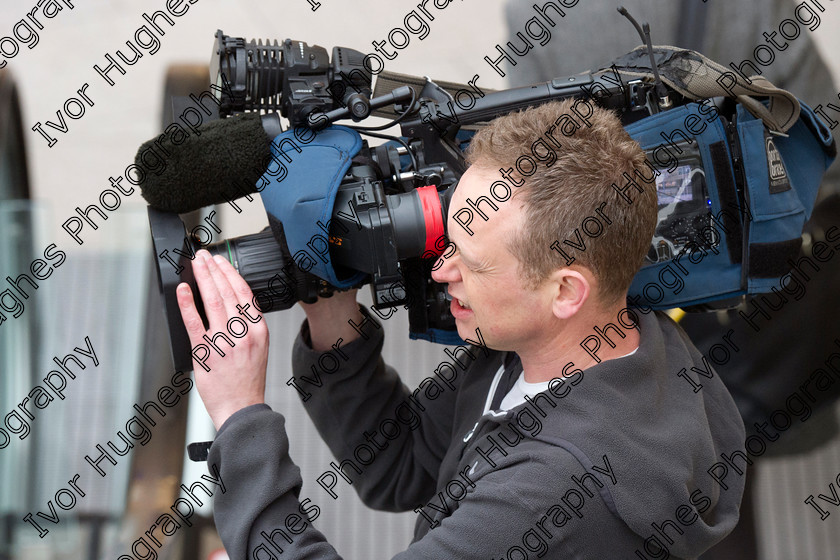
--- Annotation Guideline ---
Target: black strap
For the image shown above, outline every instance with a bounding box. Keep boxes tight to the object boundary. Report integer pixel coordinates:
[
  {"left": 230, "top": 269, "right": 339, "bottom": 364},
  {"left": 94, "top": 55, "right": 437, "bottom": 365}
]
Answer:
[
  {"left": 709, "top": 141, "right": 744, "bottom": 264},
  {"left": 489, "top": 352, "right": 522, "bottom": 411},
  {"left": 188, "top": 440, "right": 212, "bottom": 462},
  {"left": 749, "top": 239, "right": 804, "bottom": 278}
]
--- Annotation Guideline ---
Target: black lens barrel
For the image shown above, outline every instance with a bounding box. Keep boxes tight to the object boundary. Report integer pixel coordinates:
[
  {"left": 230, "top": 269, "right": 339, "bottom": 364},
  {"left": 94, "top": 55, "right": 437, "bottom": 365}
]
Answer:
[{"left": 206, "top": 228, "right": 299, "bottom": 312}]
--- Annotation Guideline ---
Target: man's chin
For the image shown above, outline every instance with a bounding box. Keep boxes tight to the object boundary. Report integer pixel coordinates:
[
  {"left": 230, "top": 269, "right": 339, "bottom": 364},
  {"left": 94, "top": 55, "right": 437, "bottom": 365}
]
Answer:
[
  {"left": 454, "top": 317, "right": 474, "bottom": 340},
  {"left": 454, "top": 316, "right": 487, "bottom": 345}
]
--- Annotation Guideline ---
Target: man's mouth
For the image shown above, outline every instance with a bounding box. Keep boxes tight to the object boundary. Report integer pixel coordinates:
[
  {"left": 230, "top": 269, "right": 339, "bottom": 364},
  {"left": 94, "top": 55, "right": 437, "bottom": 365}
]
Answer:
[
  {"left": 445, "top": 287, "right": 472, "bottom": 317},
  {"left": 450, "top": 296, "right": 473, "bottom": 318}
]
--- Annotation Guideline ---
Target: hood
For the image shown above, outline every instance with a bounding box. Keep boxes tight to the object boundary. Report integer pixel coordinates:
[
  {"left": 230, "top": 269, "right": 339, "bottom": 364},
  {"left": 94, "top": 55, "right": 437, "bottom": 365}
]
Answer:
[{"left": 485, "top": 310, "right": 746, "bottom": 558}]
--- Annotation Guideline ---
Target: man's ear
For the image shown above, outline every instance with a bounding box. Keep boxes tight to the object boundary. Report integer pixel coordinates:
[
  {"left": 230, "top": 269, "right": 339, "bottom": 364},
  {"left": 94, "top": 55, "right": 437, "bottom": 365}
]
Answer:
[{"left": 548, "top": 266, "right": 591, "bottom": 320}]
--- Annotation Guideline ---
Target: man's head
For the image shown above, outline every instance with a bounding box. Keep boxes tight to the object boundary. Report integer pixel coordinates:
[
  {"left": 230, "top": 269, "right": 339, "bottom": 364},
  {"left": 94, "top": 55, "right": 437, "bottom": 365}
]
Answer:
[{"left": 432, "top": 99, "right": 657, "bottom": 350}]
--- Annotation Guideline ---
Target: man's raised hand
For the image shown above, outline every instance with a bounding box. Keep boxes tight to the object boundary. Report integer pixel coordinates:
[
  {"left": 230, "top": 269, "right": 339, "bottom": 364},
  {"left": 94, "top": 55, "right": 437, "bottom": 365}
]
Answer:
[{"left": 176, "top": 250, "right": 269, "bottom": 430}]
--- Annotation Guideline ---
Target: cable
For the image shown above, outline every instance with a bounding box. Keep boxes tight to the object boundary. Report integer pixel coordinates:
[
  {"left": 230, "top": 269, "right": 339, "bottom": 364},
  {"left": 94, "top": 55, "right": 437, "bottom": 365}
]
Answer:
[
  {"left": 348, "top": 87, "right": 418, "bottom": 132},
  {"left": 617, "top": 6, "right": 670, "bottom": 109},
  {"left": 355, "top": 129, "right": 418, "bottom": 172}
]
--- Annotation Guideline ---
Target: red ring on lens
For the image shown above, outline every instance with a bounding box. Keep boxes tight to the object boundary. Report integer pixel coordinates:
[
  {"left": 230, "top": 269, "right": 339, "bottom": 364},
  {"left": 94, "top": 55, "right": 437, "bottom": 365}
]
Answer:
[{"left": 416, "top": 185, "right": 445, "bottom": 256}]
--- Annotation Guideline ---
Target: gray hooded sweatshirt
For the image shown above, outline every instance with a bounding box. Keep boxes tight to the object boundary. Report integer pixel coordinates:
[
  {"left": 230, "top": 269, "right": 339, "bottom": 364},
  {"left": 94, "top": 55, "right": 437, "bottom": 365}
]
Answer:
[{"left": 207, "top": 308, "right": 746, "bottom": 559}]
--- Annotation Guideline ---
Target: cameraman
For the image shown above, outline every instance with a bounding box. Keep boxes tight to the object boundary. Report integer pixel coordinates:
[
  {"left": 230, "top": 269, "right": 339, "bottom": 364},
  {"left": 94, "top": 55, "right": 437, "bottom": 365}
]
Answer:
[
  {"left": 503, "top": 1, "right": 840, "bottom": 557},
  {"left": 176, "top": 99, "right": 746, "bottom": 558}
]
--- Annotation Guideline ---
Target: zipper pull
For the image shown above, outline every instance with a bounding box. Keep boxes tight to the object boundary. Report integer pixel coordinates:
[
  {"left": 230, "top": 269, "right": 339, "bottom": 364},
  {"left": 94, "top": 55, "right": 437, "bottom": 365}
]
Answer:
[{"left": 463, "top": 421, "right": 479, "bottom": 443}]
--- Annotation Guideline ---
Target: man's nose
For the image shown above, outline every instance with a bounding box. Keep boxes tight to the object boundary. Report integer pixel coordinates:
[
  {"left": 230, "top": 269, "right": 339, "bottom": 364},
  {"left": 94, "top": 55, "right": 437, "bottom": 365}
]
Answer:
[{"left": 431, "top": 254, "right": 460, "bottom": 284}]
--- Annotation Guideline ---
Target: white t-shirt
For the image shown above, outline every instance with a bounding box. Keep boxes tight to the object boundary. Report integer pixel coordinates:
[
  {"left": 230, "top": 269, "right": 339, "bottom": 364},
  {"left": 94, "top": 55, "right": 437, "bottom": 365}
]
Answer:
[{"left": 498, "top": 347, "right": 639, "bottom": 411}]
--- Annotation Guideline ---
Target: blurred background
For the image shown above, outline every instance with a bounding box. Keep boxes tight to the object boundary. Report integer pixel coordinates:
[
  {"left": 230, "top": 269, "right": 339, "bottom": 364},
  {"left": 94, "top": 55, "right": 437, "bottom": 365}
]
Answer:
[{"left": 1, "top": 1, "right": 840, "bottom": 558}]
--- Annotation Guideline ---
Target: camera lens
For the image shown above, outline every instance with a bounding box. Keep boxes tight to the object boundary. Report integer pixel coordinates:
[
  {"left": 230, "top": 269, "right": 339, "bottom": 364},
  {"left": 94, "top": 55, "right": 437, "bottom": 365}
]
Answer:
[
  {"left": 205, "top": 228, "right": 300, "bottom": 312},
  {"left": 149, "top": 208, "right": 305, "bottom": 371}
]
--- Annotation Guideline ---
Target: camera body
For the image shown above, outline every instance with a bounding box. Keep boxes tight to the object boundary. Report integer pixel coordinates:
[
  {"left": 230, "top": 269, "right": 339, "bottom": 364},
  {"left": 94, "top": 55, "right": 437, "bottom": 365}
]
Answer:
[{"left": 148, "top": 30, "right": 677, "bottom": 371}]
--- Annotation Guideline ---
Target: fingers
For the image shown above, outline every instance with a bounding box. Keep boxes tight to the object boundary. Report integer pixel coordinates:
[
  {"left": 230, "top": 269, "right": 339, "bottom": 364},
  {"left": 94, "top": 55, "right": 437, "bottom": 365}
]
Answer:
[
  {"left": 214, "top": 254, "right": 267, "bottom": 325},
  {"left": 213, "top": 253, "right": 259, "bottom": 309},
  {"left": 203, "top": 251, "right": 242, "bottom": 320},
  {"left": 192, "top": 250, "right": 233, "bottom": 328},
  {"left": 178, "top": 249, "right": 266, "bottom": 347},
  {"left": 176, "top": 283, "right": 205, "bottom": 348}
]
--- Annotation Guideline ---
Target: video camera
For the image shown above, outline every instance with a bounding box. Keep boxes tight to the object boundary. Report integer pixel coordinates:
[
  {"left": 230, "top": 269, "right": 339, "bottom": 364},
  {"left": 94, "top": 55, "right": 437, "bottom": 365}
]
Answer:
[
  {"left": 146, "top": 17, "right": 833, "bottom": 372},
  {"left": 147, "top": 26, "right": 674, "bottom": 370}
]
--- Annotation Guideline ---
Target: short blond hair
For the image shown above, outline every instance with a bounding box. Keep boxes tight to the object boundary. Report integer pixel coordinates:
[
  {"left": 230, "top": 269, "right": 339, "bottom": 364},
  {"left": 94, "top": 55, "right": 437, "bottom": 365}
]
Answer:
[{"left": 465, "top": 99, "right": 657, "bottom": 305}]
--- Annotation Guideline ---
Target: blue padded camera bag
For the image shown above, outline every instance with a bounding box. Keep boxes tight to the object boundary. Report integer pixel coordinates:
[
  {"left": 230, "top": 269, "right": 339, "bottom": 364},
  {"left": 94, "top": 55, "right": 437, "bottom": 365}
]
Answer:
[{"left": 626, "top": 99, "right": 835, "bottom": 309}]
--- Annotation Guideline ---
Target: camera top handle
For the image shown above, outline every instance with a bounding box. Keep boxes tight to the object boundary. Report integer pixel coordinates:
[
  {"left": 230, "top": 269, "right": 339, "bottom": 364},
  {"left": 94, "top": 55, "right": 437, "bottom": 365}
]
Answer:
[{"left": 387, "top": 70, "right": 661, "bottom": 175}]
